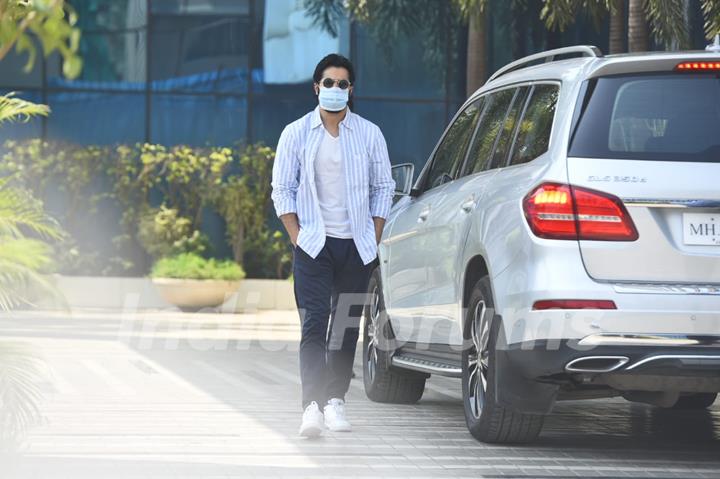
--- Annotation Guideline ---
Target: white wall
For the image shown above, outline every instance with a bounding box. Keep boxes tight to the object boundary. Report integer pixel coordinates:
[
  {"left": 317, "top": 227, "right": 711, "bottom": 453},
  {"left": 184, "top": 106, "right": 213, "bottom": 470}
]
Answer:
[{"left": 33, "top": 276, "right": 296, "bottom": 312}]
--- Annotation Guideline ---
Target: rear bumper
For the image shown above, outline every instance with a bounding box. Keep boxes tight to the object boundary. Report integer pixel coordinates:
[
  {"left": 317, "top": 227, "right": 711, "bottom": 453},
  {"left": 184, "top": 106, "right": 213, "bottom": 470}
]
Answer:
[
  {"left": 494, "top": 332, "right": 720, "bottom": 414},
  {"left": 504, "top": 337, "right": 720, "bottom": 384}
]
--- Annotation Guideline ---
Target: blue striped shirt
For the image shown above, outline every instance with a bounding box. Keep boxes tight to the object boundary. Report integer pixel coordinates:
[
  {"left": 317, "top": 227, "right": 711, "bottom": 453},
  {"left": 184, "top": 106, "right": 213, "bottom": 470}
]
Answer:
[{"left": 271, "top": 106, "right": 395, "bottom": 265}]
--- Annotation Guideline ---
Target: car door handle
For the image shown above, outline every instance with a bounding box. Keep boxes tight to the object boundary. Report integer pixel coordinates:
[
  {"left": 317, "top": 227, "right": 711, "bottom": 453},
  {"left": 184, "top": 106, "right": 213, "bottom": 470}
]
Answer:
[
  {"left": 417, "top": 207, "right": 430, "bottom": 222},
  {"left": 461, "top": 196, "right": 475, "bottom": 213}
]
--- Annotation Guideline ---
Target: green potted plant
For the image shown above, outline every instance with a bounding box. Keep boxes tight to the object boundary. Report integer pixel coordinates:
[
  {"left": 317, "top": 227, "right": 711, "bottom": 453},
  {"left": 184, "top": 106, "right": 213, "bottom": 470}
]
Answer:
[
  {"left": 150, "top": 253, "right": 245, "bottom": 311},
  {"left": 138, "top": 205, "right": 241, "bottom": 310}
]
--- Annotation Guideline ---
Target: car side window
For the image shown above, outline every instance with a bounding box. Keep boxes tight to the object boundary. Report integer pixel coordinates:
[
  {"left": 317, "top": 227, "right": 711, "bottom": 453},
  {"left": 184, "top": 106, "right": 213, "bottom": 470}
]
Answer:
[
  {"left": 423, "top": 99, "right": 482, "bottom": 191},
  {"left": 491, "top": 86, "right": 530, "bottom": 168},
  {"left": 509, "top": 84, "right": 559, "bottom": 166},
  {"left": 465, "top": 88, "right": 515, "bottom": 175}
]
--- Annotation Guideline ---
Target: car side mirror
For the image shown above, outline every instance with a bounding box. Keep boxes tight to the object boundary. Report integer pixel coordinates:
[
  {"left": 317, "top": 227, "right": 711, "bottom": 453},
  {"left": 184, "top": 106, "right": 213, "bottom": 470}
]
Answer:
[{"left": 391, "top": 163, "right": 415, "bottom": 197}]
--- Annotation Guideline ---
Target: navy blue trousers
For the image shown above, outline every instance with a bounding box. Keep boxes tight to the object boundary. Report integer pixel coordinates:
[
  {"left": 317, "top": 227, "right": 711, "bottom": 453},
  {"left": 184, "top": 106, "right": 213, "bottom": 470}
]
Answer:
[{"left": 293, "top": 236, "right": 375, "bottom": 409}]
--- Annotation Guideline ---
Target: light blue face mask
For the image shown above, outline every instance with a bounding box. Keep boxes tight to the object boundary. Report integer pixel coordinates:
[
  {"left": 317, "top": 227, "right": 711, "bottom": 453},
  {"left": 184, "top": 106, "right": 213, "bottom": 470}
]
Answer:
[{"left": 318, "top": 86, "right": 349, "bottom": 112}]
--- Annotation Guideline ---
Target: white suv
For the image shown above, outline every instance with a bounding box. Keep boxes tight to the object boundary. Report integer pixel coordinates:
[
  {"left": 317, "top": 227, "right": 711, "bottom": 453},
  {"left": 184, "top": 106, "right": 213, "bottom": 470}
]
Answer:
[{"left": 362, "top": 43, "right": 720, "bottom": 443}]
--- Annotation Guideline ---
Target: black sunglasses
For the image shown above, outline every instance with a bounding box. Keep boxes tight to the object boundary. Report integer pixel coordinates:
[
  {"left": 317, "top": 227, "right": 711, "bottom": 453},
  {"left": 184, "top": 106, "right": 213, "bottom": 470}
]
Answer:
[{"left": 320, "top": 77, "right": 351, "bottom": 90}]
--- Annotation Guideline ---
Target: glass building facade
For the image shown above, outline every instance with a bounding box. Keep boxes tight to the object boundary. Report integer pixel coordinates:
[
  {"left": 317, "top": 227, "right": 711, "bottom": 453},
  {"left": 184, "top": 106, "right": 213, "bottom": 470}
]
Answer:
[
  {"left": 0, "top": 0, "right": 465, "bottom": 169},
  {"left": 0, "top": 0, "right": 713, "bottom": 171}
]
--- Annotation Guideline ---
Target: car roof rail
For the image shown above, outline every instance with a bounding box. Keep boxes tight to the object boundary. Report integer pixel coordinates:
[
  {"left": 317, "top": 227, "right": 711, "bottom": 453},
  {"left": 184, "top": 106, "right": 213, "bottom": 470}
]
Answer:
[{"left": 486, "top": 45, "right": 603, "bottom": 84}]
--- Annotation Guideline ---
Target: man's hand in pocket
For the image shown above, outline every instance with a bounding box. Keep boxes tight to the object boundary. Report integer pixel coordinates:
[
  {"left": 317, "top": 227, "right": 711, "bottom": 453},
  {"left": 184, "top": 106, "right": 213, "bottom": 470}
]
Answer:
[{"left": 279, "top": 213, "right": 300, "bottom": 248}]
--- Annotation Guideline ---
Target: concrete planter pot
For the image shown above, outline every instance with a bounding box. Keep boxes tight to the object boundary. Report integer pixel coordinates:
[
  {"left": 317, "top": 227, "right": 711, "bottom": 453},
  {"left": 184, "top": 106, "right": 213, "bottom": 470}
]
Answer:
[
  {"left": 151, "top": 277, "right": 242, "bottom": 311},
  {"left": 30, "top": 275, "right": 294, "bottom": 311}
]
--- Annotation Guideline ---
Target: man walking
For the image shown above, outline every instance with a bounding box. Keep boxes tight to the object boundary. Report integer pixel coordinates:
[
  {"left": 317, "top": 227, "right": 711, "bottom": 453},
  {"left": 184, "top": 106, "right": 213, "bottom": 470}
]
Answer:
[{"left": 271, "top": 54, "right": 395, "bottom": 438}]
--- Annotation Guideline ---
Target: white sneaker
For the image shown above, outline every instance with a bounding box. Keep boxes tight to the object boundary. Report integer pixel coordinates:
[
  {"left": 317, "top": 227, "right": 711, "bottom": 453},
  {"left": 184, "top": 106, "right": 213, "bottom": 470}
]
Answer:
[
  {"left": 324, "top": 398, "right": 352, "bottom": 432},
  {"left": 299, "top": 401, "right": 324, "bottom": 438}
]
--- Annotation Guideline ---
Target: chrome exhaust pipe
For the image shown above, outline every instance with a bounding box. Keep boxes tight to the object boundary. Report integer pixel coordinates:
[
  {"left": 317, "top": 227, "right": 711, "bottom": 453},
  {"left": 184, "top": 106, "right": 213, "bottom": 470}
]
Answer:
[{"left": 565, "top": 356, "right": 629, "bottom": 373}]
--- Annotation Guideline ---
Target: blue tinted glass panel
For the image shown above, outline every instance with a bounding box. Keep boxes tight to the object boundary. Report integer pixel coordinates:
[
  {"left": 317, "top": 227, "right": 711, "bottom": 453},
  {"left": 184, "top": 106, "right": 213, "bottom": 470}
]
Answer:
[
  {"left": 71, "top": 31, "right": 147, "bottom": 83},
  {"left": 152, "top": 0, "right": 249, "bottom": 15},
  {"left": 61, "top": 1, "right": 147, "bottom": 85},
  {"left": 150, "top": 15, "right": 250, "bottom": 93},
  {"left": 46, "top": 91, "right": 145, "bottom": 144},
  {"left": 151, "top": 66, "right": 249, "bottom": 94},
  {"left": 353, "top": 100, "right": 446, "bottom": 171},
  {"left": 73, "top": 0, "right": 141, "bottom": 29},
  {"left": 251, "top": 85, "right": 315, "bottom": 146},
  {"left": 0, "top": 46, "right": 44, "bottom": 88},
  {"left": 353, "top": 27, "right": 444, "bottom": 100},
  {"left": 151, "top": 94, "right": 246, "bottom": 146}
]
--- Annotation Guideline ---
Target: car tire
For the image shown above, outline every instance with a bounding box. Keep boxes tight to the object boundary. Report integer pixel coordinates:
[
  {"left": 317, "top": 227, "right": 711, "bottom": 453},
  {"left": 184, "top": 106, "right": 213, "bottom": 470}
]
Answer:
[
  {"left": 462, "top": 277, "right": 544, "bottom": 443},
  {"left": 363, "top": 268, "right": 426, "bottom": 404},
  {"left": 670, "top": 393, "right": 717, "bottom": 410}
]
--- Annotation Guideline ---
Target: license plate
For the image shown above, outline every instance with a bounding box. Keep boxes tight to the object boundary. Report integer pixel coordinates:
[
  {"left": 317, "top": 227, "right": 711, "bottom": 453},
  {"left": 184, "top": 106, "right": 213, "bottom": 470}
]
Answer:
[{"left": 683, "top": 213, "right": 720, "bottom": 246}]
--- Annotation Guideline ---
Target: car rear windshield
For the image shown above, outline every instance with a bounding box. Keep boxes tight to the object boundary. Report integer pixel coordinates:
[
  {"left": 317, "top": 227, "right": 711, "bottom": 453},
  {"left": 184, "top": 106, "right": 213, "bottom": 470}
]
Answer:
[{"left": 569, "top": 73, "right": 720, "bottom": 162}]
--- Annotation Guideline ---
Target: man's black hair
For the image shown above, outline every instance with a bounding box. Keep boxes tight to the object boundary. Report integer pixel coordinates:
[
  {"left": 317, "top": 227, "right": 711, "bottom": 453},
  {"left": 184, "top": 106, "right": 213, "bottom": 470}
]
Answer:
[{"left": 313, "top": 53, "right": 355, "bottom": 84}]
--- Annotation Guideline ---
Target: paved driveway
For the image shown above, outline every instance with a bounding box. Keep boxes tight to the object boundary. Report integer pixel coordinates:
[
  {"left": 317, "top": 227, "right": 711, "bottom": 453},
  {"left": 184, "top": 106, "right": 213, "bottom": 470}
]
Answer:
[{"left": 1, "top": 309, "right": 719, "bottom": 478}]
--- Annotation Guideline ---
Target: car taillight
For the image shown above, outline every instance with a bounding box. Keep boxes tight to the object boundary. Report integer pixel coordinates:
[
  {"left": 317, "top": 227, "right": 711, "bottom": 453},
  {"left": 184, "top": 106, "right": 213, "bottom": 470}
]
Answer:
[
  {"left": 675, "top": 61, "right": 720, "bottom": 71},
  {"left": 523, "top": 183, "right": 639, "bottom": 241}
]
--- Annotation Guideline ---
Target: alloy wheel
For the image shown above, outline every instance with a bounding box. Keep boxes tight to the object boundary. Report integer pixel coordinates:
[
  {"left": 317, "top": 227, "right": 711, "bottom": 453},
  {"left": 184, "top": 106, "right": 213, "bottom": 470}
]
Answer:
[
  {"left": 467, "top": 299, "right": 490, "bottom": 419},
  {"left": 365, "top": 285, "right": 381, "bottom": 384}
]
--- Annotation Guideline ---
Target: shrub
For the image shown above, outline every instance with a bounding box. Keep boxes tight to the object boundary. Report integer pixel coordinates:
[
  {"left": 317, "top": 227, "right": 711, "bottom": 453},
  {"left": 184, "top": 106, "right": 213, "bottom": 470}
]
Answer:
[
  {"left": 137, "top": 205, "right": 209, "bottom": 259},
  {"left": 150, "top": 253, "right": 245, "bottom": 281},
  {"left": 1, "top": 140, "right": 290, "bottom": 279}
]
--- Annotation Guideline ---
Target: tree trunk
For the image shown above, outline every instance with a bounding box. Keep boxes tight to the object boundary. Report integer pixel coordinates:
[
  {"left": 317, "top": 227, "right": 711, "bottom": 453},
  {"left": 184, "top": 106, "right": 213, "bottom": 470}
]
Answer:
[
  {"left": 628, "top": 0, "right": 648, "bottom": 52},
  {"left": 233, "top": 223, "right": 244, "bottom": 264},
  {"left": 276, "top": 257, "right": 284, "bottom": 280},
  {"left": 466, "top": 9, "right": 487, "bottom": 97},
  {"left": 609, "top": 0, "right": 625, "bottom": 53}
]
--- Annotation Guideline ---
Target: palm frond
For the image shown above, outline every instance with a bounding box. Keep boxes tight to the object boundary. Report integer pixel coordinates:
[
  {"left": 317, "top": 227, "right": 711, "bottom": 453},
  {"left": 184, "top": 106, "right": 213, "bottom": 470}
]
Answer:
[
  {"left": 348, "top": 0, "right": 425, "bottom": 42},
  {"left": 582, "top": 0, "right": 613, "bottom": 30},
  {"left": 646, "top": 0, "right": 690, "bottom": 49},
  {"left": 0, "top": 93, "right": 50, "bottom": 125},
  {"left": 453, "top": 0, "right": 490, "bottom": 21},
  {"left": 0, "top": 178, "right": 66, "bottom": 311},
  {"left": 542, "top": 0, "right": 612, "bottom": 32},
  {"left": 0, "top": 237, "right": 54, "bottom": 272},
  {"left": 0, "top": 179, "right": 64, "bottom": 241},
  {"left": 541, "top": 0, "right": 582, "bottom": 31},
  {"left": 0, "top": 342, "right": 45, "bottom": 450},
  {"left": 702, "top": 0, "right": 720, "bottom": 39},
  {"left": 0, "top": 239, "right": 65, "bottom": 310},
  {"left": 303, "top": 0, "right": 345, "bottom": 37}
]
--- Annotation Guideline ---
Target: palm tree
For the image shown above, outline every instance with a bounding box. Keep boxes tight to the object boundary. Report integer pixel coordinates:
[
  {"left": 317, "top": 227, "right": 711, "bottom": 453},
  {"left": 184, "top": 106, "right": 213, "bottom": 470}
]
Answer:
[
  {"left": 0, "top": 93, "right": 66, "bottom": 308},
  {"left": 609, "top": 0, "right": 625, "bottom": 53},
  {"left": 304, "top": 0, "right": 486, "bottom": 95},
  {"left": 466, "top": 9, "right": 488, "bottom": 96},
  {"left": 0, "top": 101, "right": 64, "bottom": 452},
  {"left": 624, "top": 0, "right": 720, "bottom": 52},
  {"left": 542, "top": 0, "right": 626, "bottom": 53},
  {"left": 628, "top": 0, "right": 650, "bottom": 51},
  {"left": 0, "top": 0, "right": 80, "bottom": 450},
  {"left": 0, "top": 95, "right": 66, "bottom": 451},
  {"left": 453, "top": 0, "right": 489, "bottom": 97},
  {"left": 544, "top": 0, "right": 720, "bottom": 53}
]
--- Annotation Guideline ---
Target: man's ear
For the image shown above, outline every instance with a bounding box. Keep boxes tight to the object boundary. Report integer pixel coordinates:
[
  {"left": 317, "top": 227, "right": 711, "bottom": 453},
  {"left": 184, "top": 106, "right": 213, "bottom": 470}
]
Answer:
[{"left": 313, "top": 83, "right": 319, "bottom": 95}]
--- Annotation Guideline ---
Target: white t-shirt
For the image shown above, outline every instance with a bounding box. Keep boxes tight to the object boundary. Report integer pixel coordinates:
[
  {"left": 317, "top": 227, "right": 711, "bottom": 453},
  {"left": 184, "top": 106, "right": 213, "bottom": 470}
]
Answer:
[{"left": 314, "top": 129, "right": 352, "bottom": 238}]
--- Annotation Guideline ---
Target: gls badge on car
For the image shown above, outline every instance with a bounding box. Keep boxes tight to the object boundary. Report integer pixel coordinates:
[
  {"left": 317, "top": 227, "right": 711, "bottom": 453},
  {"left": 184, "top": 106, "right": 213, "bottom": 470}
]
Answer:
[{"left": 587, "top": 175, "right": 648, "bottom": 183}]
